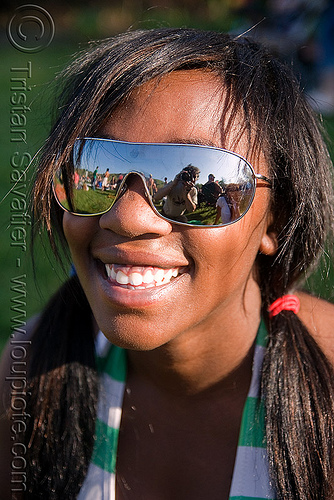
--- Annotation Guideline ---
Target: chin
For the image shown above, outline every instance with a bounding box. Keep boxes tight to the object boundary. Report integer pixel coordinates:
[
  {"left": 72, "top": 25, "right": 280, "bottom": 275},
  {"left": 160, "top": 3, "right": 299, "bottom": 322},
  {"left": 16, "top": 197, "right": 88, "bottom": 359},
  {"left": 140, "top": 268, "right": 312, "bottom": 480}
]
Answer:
[{"left": 94, "top": 313, "right": 174, "bottom": 351}]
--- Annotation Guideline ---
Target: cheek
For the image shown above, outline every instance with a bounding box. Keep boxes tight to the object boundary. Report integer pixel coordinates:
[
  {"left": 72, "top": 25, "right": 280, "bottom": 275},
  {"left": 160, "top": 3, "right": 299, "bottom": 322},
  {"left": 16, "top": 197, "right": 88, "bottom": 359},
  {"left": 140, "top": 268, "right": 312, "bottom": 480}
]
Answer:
[
  {"left": 62, "top": 213, "right": 99, "bottom": 257},
  {"left": 188, "top": 211, "right": 268, "bottom": 284}
]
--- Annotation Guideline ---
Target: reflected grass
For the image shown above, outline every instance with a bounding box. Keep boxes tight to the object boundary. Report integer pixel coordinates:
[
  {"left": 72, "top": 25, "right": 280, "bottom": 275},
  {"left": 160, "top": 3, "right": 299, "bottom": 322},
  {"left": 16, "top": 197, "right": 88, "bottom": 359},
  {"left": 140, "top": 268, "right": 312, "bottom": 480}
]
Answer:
[{"left": 62, "top": 188, "right": 116, "bottom": 214}]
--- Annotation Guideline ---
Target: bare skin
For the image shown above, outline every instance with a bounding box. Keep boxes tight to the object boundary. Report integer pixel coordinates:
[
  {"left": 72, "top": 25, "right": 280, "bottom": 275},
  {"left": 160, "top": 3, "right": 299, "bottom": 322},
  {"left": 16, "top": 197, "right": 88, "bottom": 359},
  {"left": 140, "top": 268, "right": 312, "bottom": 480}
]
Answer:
[
  {"left": 1, "top": 70, "right": 334, "bottom": 499},
  {"left": 117, "top": 342, "right": 255, "bottom": 499}
]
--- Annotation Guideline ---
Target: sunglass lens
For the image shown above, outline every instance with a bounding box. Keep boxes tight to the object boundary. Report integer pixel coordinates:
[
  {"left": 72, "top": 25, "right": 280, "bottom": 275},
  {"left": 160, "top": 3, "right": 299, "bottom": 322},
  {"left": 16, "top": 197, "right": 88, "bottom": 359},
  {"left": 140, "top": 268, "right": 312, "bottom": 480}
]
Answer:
[
  {"left": 53, "top": 139, "right": 256, "bottom": 225},
  {"left": 53, "top": 169, "right": 115, "bottom": 215}
]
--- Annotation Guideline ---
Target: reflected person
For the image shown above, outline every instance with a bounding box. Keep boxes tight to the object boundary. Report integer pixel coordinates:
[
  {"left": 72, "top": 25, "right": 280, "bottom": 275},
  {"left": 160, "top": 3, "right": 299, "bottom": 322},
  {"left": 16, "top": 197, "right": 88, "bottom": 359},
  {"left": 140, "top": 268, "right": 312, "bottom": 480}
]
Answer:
[
  {"left": 201, "top": 173, "right": 222, "bottom": 206},
  {"left": 154, "top": 164, "right": 200, "bottom": 219},
  {"left": 214, "top": 192, "right": 232, "bottom": 225}
]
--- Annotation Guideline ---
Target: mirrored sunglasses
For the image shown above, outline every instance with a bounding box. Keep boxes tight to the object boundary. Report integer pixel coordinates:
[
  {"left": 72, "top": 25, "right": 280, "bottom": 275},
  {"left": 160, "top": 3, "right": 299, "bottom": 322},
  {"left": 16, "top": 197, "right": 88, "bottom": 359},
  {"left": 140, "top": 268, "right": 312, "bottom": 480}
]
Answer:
[{"left": 53, "top": 138, "right": 272, "bottom": 227}]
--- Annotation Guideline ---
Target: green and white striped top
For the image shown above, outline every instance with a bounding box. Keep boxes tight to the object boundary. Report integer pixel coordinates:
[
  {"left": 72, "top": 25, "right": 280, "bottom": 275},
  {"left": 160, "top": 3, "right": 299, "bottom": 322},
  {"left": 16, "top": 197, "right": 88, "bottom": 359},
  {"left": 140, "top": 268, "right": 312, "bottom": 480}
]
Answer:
[{"left": 78, "top": 321, "right": 276, "bottom": 499}]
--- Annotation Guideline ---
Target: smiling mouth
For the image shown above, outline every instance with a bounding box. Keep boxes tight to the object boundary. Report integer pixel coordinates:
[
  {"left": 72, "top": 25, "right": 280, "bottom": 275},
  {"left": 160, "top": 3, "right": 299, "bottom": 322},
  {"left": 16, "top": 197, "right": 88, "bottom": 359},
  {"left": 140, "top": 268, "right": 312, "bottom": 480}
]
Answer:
[{"left": 105, "top": 264, "right": 183, "bottom": 290}]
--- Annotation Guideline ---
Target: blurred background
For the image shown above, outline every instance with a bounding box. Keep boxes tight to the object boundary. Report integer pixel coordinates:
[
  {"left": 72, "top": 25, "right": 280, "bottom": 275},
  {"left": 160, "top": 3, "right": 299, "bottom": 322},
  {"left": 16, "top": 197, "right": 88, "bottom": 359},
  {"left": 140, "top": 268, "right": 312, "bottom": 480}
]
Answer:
[{"left": 1, "top": 0, "right": 334, "bottom": 352}]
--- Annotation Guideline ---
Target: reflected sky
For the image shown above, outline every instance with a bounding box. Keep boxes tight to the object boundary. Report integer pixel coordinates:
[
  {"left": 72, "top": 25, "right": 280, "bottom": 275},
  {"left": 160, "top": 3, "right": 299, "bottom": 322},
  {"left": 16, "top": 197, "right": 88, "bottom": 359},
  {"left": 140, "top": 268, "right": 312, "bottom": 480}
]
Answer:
[{"left": 75, "top": 138, "right": 253, "bottom": 187}]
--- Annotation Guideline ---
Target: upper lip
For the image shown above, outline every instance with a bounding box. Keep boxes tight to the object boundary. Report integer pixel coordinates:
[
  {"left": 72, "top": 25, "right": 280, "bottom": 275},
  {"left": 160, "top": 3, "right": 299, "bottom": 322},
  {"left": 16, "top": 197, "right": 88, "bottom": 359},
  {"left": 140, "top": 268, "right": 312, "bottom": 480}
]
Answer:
[{"left": 93, "top": 248, "right": 190, "bottom": 269}]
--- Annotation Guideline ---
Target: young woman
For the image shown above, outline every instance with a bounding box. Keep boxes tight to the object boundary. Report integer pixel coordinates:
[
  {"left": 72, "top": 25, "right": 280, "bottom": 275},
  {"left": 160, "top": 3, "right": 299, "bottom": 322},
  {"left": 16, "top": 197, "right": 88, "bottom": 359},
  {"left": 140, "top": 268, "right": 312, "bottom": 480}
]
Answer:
[{"left": 1, "top": 28, "right": 334, "bottom": 500}]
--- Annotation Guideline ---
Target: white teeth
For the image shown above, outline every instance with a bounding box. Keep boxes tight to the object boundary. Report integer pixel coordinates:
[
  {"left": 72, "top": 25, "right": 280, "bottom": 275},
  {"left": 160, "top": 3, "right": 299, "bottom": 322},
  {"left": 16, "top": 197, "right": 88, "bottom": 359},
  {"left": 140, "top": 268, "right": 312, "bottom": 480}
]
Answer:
[
  {"left": 116, "top": 270, "right": 128, "bottom": 285},
  {"left": 106, "top": 265, "right": 117, "bottom": 280},
  {"left": 143, "top": 269, "right": 154, "bottom": 284},
  {"left": 110, "top": 267, "right": 117, "bottom": 280},
  {"left": 164, "top": 269, "right": 173, "bottom": 282},
  {"left": 154, "top": 269, "right": 164, "bottom": 283},
  {"left": 105, "top": 264, "right": 182, "bottom": 289},
  {"left": 129, "top": 272, "right": 143, "bottom": 286}
]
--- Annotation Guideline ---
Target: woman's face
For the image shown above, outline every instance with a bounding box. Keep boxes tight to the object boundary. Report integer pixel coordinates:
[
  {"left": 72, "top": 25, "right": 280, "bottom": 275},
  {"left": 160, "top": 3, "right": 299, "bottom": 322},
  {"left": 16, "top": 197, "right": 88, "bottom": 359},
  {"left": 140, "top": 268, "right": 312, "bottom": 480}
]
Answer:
[{"left": 63, "top": 70, "right": 276, "bottom": 351}]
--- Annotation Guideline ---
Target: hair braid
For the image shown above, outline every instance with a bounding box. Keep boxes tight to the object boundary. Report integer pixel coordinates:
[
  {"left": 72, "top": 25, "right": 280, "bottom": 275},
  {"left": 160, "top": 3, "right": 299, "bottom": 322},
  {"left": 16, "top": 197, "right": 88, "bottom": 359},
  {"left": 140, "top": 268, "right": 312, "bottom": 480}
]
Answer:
[{"left": 262, "top": 310, "right": 334, "bottom": 499}]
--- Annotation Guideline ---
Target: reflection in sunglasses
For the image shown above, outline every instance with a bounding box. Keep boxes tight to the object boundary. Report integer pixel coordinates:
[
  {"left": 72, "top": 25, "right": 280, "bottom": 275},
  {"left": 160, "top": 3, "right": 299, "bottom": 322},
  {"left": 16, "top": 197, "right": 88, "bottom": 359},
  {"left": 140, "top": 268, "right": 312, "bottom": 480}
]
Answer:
[{"left": 53, "top": 138, "right": 271, "bottom": 226}]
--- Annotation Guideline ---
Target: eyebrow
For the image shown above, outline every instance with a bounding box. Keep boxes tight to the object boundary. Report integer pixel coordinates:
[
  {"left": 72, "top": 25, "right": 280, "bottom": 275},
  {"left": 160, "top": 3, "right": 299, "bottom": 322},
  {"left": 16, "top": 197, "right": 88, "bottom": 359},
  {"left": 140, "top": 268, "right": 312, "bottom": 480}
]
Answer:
[
  {"left": 168, "top": 137, "right": 217, "bottom": 148},
  {"left": 93, "top": 133, "right": 218, "bottom": 148}
]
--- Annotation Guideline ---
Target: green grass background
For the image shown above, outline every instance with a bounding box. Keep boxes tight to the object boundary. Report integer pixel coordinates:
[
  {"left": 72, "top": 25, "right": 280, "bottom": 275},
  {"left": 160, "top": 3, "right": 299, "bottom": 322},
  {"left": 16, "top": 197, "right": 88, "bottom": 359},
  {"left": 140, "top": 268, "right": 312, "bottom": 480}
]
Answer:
[
  {"left": 0, "top": 42, "right": 76, "bottom": 353},
  {"left": 1, "top": 6, "right": 334, "bottom": 354}
]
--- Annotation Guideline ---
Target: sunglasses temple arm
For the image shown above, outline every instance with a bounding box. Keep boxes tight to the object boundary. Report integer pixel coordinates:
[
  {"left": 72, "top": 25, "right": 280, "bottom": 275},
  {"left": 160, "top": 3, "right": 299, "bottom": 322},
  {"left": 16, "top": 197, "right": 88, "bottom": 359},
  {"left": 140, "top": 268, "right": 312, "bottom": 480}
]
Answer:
[{"left": 255, "top": 173, "right": 272, "bottom": 187}]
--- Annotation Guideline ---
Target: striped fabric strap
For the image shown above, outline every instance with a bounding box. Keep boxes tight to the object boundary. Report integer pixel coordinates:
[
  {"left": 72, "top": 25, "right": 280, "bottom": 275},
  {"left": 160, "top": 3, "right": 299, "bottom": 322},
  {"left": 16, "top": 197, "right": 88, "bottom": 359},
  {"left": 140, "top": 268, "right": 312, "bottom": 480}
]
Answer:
[
  {"left": 77, "top": 337, "right": 126, "bottom": 500},
  {"left": 229, "top": 320, "right": 276, "bottom": 499},
  {"left": 78, "top": 320, "right": 276, "bottom": 499}
]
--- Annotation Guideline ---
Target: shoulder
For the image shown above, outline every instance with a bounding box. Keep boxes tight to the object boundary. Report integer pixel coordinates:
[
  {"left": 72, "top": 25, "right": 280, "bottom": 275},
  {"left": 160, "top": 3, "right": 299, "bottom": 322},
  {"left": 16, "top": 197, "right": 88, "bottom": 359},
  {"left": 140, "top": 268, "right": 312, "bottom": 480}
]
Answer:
[
  {"left": 216, "top": 196, "right": 227, "bottom": 206},
  {"left": 296, "top": 291, "right": 334, "bottom": 365}
]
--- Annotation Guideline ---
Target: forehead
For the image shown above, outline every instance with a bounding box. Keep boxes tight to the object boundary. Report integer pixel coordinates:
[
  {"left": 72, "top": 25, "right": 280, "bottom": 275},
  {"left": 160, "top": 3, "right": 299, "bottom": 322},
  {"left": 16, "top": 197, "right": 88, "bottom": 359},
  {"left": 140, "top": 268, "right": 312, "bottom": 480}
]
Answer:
[
  {"left": 102, "top": 70, "right": 223, "bottom": 143},
  {"left": 100, "top": 70, "right": 266, "bottom": 170}
]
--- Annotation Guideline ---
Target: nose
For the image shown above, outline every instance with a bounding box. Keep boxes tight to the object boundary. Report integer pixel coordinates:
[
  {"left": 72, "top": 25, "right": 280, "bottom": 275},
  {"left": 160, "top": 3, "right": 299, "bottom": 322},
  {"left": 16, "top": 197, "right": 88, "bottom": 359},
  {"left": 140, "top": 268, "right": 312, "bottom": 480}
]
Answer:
[{"left": 99, "top": 173, "right": 173, "bottom": 238}]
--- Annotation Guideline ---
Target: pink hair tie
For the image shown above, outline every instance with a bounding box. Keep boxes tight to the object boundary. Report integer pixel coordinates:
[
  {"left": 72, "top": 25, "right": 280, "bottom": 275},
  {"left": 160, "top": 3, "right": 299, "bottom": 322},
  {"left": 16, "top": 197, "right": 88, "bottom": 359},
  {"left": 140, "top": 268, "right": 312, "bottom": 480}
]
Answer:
[{"left": 268, "top": 294, "right": 300, "bottom": 318}]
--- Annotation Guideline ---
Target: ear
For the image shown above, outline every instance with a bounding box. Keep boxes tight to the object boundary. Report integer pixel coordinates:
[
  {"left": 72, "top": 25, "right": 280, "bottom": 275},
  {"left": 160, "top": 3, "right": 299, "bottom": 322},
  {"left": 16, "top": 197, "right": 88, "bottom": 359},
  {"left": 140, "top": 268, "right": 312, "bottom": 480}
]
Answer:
[
  {"left": 259, "top": 231, "right": 278, "bottom": 256},
  {"left": 259, "top": 214, "right": 278, "bottom": 256}
]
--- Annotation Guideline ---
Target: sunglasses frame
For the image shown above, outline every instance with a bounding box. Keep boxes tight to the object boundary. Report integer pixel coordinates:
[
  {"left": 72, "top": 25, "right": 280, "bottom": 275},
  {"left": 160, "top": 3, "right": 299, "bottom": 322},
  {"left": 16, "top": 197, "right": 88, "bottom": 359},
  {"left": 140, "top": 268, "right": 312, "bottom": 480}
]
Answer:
[{"left": 52, "top": 138, "right": 272, "bottom": 228}]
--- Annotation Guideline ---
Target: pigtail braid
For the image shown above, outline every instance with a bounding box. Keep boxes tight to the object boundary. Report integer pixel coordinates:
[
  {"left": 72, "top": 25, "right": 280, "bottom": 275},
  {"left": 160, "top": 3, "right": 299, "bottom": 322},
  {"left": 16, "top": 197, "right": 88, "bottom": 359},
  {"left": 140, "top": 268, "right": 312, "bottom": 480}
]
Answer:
[
  {"left": 262, "top": 310, "right": 334, "bottom": 499},
  {"left": 24, "top": 275, "right": 98, "bottom": 499}
]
